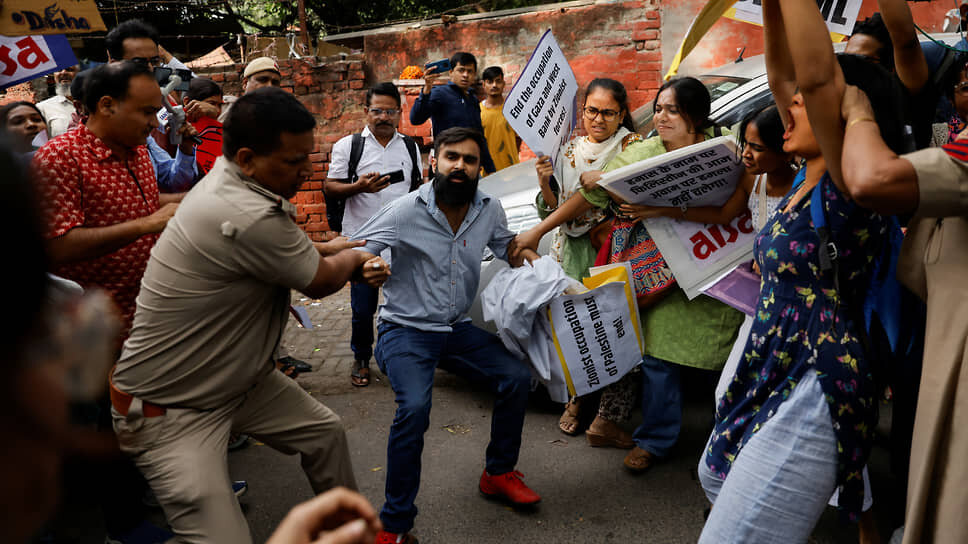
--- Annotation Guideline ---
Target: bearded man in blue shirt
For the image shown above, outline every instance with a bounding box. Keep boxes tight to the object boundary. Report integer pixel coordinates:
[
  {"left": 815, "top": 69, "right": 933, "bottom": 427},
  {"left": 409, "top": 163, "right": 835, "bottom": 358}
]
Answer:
[{"left": 352, "top": 127, "right": 540, "bottom": 544}]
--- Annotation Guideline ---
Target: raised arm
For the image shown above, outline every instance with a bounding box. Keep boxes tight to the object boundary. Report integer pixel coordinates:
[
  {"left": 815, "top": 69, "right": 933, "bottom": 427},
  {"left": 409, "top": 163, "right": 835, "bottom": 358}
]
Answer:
[
  {"left": 779, "top": 0, "right": 848, "bottom": 191},
  {"left": 879, "top": 0, "right": 929, "bottom": 94},
  {"left": 763, "top": 0, "right": 796, "bottom": 127}
]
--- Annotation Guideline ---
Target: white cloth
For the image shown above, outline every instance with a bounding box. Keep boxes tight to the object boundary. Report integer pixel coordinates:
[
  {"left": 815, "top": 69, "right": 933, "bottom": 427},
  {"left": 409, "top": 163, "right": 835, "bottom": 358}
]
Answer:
[
  {"left": 747, "top": 173, "right": 784, "bottom": 233},
  {"left": 553, "top": 127, "right": 630, "bottom": 238},
  {"left": 330, "top": 126, "right": 422, "bottom": 237},
  {"left": 35, "top": 95, "right": 75, "bottom": 138},
  {"left": 480, "top": 256, "right": 578, "bottom": 381}
]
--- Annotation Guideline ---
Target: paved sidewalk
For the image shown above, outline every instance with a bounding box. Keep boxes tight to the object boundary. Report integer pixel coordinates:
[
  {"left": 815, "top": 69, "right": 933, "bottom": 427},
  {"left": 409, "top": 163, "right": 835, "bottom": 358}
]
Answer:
[{"left": 227, "top": 285, "right": 902, "bottom": 544}]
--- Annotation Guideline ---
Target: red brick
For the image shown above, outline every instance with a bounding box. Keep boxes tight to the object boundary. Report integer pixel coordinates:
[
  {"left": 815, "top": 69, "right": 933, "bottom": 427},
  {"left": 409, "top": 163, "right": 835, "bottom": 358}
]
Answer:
[
  {"left": 303, "top": 203, "right": 326, "bottom": 214},
  {"left": 349, "top": 80, "right": 365, "bottom": 90},
  {"left": 632, "top": 29, "right": 659, "bottom": 41},
  {"left": 349, "top": 61, "right": 363, "bottom": 71},
  {"left": 645, "top": 9, "right": 660, "bottom": 20},
  {"left": 350, "top": 70, "right": 365, "bottom": 80},
  {"left": 306, "top": 181, "right": 323, "bottom": 190},
  {"left": 645, "top": 40, "right": 660, "bottom": 50}
]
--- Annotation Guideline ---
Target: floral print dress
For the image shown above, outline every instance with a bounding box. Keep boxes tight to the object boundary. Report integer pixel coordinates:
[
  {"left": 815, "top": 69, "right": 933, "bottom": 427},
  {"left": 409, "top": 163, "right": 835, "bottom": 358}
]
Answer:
[{"left": 704, "top": 174, "right": 887, "bottom": 520}]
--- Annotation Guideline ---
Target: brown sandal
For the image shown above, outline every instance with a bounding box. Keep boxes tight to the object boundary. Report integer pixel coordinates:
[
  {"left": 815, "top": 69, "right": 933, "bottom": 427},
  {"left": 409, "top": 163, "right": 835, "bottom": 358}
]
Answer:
[
  {"left": 585, "top": 416, "right": 634, "bottom": 449},
  {"left": 558, "top": 398, "right": 582, "bottom": 435},
  {"left": 623, "top": 447, "right": 655, "bottom": 473},
  {"left": 351, "top": 360, "right": 370, "bottom": 387}
]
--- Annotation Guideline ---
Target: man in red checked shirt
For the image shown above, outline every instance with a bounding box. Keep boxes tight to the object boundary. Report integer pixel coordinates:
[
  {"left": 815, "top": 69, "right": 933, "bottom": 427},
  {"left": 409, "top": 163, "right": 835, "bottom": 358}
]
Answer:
[{"left": 32, "top": 60, "right": 181, "bottom": 341}]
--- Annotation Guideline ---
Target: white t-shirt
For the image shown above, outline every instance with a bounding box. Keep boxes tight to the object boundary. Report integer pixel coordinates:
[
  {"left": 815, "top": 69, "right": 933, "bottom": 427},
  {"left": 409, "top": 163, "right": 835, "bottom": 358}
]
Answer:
[{"left": 329, "top": 127, "right": 422, "bottom": 237}]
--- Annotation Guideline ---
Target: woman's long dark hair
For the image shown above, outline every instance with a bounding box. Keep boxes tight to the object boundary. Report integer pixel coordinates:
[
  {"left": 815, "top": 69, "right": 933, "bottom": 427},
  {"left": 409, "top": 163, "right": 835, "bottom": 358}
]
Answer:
[
  {"left": 585, "top": 78, "right": 635, "bottom": 133},
  {"left": 653, "top": 77, "right": 712, "bottom": 133},
  {"left": 837, "top": 53, "right": 905, "bottom": 154}
]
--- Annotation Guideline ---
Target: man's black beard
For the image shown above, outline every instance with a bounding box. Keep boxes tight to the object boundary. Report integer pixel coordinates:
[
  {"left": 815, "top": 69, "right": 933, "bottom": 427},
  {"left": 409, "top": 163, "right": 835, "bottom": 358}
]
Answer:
[{"left": 433, "top": 169, "right": 479, "bottom": 206}]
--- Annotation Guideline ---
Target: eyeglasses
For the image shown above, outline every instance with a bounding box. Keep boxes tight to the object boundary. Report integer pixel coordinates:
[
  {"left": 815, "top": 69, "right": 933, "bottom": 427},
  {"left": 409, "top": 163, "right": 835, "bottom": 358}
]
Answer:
[
  {"left": 129, "top": 56, "right": 162, "bottom": 67},
  {"left": 367, "top": 108, "right": 400, "bottom": 116},
  {"left": 583, "top": 106, "right": 620, "bottom": 121}
]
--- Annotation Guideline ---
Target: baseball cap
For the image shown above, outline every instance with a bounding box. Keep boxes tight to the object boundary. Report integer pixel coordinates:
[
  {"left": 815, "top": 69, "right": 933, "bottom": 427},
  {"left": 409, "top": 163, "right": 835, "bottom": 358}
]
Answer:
[{"left": 243, "top": 57, "right": 280, "bottom": 78}]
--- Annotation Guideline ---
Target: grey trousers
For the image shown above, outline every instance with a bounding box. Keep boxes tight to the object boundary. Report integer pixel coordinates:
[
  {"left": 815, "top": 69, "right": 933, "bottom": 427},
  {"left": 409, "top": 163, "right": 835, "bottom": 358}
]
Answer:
[{"left": 112, "top": 369, "right": 356, "bottom": 544}]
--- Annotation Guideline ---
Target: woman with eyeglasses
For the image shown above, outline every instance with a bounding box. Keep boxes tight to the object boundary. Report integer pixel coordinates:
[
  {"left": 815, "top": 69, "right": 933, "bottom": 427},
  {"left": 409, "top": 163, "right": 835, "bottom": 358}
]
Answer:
[{"left": 511, "top": 78, "right": 644, "bottom": 444}]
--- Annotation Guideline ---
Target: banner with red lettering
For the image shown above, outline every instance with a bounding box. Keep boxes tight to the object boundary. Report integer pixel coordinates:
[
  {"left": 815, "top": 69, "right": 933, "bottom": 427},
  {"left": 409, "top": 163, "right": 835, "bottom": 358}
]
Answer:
[
  {"left": 598, "top": 136, "right": 754, "bottom": 299},
  {"left": 0, "top": 34, "right": 77, "bottom": 90}
]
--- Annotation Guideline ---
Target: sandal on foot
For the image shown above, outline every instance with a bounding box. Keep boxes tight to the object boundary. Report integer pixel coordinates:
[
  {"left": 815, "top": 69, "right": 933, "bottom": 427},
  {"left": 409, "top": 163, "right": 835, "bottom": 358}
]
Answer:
[
  {"left": 558, "top": 398, "right": 582, "bottom": 436},
  {"left": 623, "top": 446, "right": 656, "bottom": 473},
  {"left": 276, "top": 359, "right": 300, "bottom": 379},
  {"left": 585, "top": 416, "right": 634, "bottom": 449},
  {"left": 351, "top": 360, "right": 370, "bottom": 387}
]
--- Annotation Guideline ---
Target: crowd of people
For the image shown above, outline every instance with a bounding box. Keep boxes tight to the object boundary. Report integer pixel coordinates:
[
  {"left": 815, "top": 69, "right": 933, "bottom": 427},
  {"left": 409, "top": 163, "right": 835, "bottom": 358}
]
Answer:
[{"left": 3, "top": 0, "right": 967, "bottom": 542}]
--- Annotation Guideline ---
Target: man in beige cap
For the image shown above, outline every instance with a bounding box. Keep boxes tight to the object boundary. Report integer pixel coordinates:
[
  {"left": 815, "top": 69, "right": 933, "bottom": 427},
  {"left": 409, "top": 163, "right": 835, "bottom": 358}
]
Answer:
[{"left": 219, "top": 56, "right": 282, "bottom": 123}]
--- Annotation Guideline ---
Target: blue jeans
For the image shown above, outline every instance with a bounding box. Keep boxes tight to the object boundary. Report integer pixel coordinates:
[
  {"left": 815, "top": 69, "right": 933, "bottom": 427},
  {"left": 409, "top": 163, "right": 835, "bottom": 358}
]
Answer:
[
  {"left": 632, "top": 354, "right": 681, "bottom": 458},
  {"left": 350, "top": 282, "right": 379, "bottom": 363},
  {"left": 374, "top": 321, "right": 532, "bottom": 534},
  {"left": 697, "top": 370, "right": 838, "bottom": 543}
]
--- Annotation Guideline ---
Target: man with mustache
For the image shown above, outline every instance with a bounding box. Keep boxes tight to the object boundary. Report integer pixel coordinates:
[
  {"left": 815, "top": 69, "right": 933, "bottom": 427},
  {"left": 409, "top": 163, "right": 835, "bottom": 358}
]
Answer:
[
  {"left": 36, "top": 65, "right": 78, "bottom": 138},
  {"left": 324, "top": 82, "right": 423, "bottom": 388},
  {"left": 351, "top": 127, "right": 541, "bottom": 544}
]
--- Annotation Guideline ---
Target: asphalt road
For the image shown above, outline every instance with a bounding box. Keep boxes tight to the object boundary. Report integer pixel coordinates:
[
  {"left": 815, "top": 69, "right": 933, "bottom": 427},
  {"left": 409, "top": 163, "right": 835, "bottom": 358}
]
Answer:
[{"left": 224, "top": 288, "right": 903, "bottom": 543}]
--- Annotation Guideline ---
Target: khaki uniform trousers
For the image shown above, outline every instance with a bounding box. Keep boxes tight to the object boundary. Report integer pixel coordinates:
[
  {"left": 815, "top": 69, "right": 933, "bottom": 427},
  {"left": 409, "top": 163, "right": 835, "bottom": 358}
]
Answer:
[{"left": 112, "top": 369, "right": 356, "bottom": 544}]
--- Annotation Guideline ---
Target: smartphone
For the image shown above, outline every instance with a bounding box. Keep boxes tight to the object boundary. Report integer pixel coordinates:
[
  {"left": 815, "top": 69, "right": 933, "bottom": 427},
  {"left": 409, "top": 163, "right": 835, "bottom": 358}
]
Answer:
[
  {"left": 424, "top": 59, "right": 451, "bottom": 75},
  {"left": 383, "top": 170, "right": 406, "bottom": 184}
]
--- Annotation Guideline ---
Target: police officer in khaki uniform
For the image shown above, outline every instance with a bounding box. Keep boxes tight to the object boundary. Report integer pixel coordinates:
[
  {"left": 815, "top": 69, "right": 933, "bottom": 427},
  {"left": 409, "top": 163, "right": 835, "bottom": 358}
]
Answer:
[
  {"left": 111, "top": 87, "right": 388, "bottom": 544},
  {"left": 842, "top": 85, "right": 968, "bottom": 544}
]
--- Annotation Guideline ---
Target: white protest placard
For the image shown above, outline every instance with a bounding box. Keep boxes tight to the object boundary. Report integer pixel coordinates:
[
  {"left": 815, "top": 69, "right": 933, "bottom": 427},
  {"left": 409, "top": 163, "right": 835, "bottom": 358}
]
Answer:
[
  {"left": 597, "top": 136, "right": 742, "bottom": 208},
  {"left": 546, "top": 266, "right": 643, "bottom": 400},
  {"left": 503, "top": 30, "right": 578, "bottom": 168},
  {"left": 0, "top": 34, "right": 77, "bottom": 90},
  {"left": 597, "top": 136, "right": 755, "bottom": 299},
  {"left": 729, "top": 0, "right": 863, "bottom": 37}
]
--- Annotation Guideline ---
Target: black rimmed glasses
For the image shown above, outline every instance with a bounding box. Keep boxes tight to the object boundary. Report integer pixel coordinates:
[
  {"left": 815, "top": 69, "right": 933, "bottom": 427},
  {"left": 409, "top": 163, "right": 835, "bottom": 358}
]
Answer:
[{"left": 583, "top": 106, "right": 620, "bottom": 121}]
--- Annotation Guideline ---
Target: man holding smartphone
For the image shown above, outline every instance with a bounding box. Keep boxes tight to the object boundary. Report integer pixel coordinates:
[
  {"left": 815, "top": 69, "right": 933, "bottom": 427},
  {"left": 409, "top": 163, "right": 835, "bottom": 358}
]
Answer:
[
  {"left": 324, "top": 82, "right": 423, "bottom": 387},
  {"left": 410, "top": 51, "right": 497, "bottom": 174}
]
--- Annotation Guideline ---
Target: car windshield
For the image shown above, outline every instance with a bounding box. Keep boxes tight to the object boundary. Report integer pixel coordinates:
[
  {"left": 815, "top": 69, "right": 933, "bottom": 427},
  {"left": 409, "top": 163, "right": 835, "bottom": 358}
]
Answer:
[{"left": 632, "top": 75, "right": 750, "bottom": 135}]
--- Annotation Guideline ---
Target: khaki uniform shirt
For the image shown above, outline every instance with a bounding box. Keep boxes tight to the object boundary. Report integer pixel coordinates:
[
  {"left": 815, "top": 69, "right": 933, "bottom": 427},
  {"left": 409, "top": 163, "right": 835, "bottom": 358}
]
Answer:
[
  {"left": 113, "top": 157, "right": 320, "bottom": 410},
  {"left": 898, "top": 145, "right": 968, "bottom": 544}
]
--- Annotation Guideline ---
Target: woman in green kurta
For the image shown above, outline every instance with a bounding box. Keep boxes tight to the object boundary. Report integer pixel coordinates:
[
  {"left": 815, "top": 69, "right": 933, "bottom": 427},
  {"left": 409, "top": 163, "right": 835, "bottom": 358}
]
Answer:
[{"left": 597, "top": 77, "right": 744, "bottom": 472}]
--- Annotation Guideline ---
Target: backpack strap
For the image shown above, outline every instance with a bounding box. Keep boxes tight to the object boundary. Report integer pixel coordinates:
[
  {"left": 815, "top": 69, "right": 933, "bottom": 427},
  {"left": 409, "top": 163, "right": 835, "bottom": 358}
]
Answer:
[
  {"left": 347, "top": 133, "right": 365, "bottom": 182},
  {"left": 324, "top": 133, "right": 364, "bottom": 233},
  {"left": 402, "top": 135, "right": 422, "bottom": 191},
  {"left": 810, "top": 181, "right": 839, "bottom": 293},
  {"left": 713, "top": 125, "right": 723, "bottom": 138}
]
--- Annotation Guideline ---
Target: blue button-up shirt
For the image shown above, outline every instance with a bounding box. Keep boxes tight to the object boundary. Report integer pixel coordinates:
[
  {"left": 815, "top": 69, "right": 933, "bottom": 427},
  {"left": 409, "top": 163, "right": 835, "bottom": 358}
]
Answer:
[
  {"left": 410, "top": 82, "right": 496, "bottom": 173},
  {"left": 351, "top": 182, "right": 515, "bottom": 332},
  {"left": 147, "top": 136, "right": 197, "bottom": 193}
]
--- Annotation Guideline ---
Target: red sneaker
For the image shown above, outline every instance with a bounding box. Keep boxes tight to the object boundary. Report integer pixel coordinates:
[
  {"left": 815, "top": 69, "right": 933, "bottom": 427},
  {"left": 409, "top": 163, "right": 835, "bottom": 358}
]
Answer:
[
  {"left": 374, "top": 530, "right": 418, "bottom": 544},
  {"left": 479, "top": 469, "right": 541, "bottom": 506}
]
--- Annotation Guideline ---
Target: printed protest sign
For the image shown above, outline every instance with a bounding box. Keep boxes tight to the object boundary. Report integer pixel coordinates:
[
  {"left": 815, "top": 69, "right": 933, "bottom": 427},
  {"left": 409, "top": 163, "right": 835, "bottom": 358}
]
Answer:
[
  {"left": 597, "top": 136, "right": 755, "bottom": 299},
  {"left": 728, "top": 0, "right": 862, "bottom": 37},
  {"left": 503, "top": 30, "right": 578, "bottom": 168},
  {"left": 0, "top": 34, "right": 77, "bottom": 90},
  {"left": 1, "top": 0, "right": 106, "bottom": 35},
  {"left": 545, "top": 264, "right": 643, "bottom": 401},
  {"left": 598, "top": 136, "right": 743, "bottom": 208}
]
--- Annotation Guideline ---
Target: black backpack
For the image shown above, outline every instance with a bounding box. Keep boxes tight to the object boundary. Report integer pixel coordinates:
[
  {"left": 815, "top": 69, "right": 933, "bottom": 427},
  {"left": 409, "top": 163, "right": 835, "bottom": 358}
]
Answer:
[{"left": 324, "top": 133, "right": 422, "bottom": 233}]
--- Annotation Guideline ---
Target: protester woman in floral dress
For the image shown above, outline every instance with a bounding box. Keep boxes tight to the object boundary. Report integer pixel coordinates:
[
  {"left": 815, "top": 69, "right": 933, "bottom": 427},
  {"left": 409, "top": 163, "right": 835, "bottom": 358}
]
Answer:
[{"left": 696, "top": 0, "right": 905, "bottom": 540}]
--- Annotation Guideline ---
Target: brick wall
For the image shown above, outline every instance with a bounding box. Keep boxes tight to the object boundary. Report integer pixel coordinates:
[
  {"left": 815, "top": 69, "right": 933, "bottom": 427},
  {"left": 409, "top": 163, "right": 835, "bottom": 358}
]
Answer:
[
  {"left": 197, "top": 55, "right": 369, "bottom": 241},
  {"left": 369, "top": 0, "right": 663, "bottom": 127}
]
